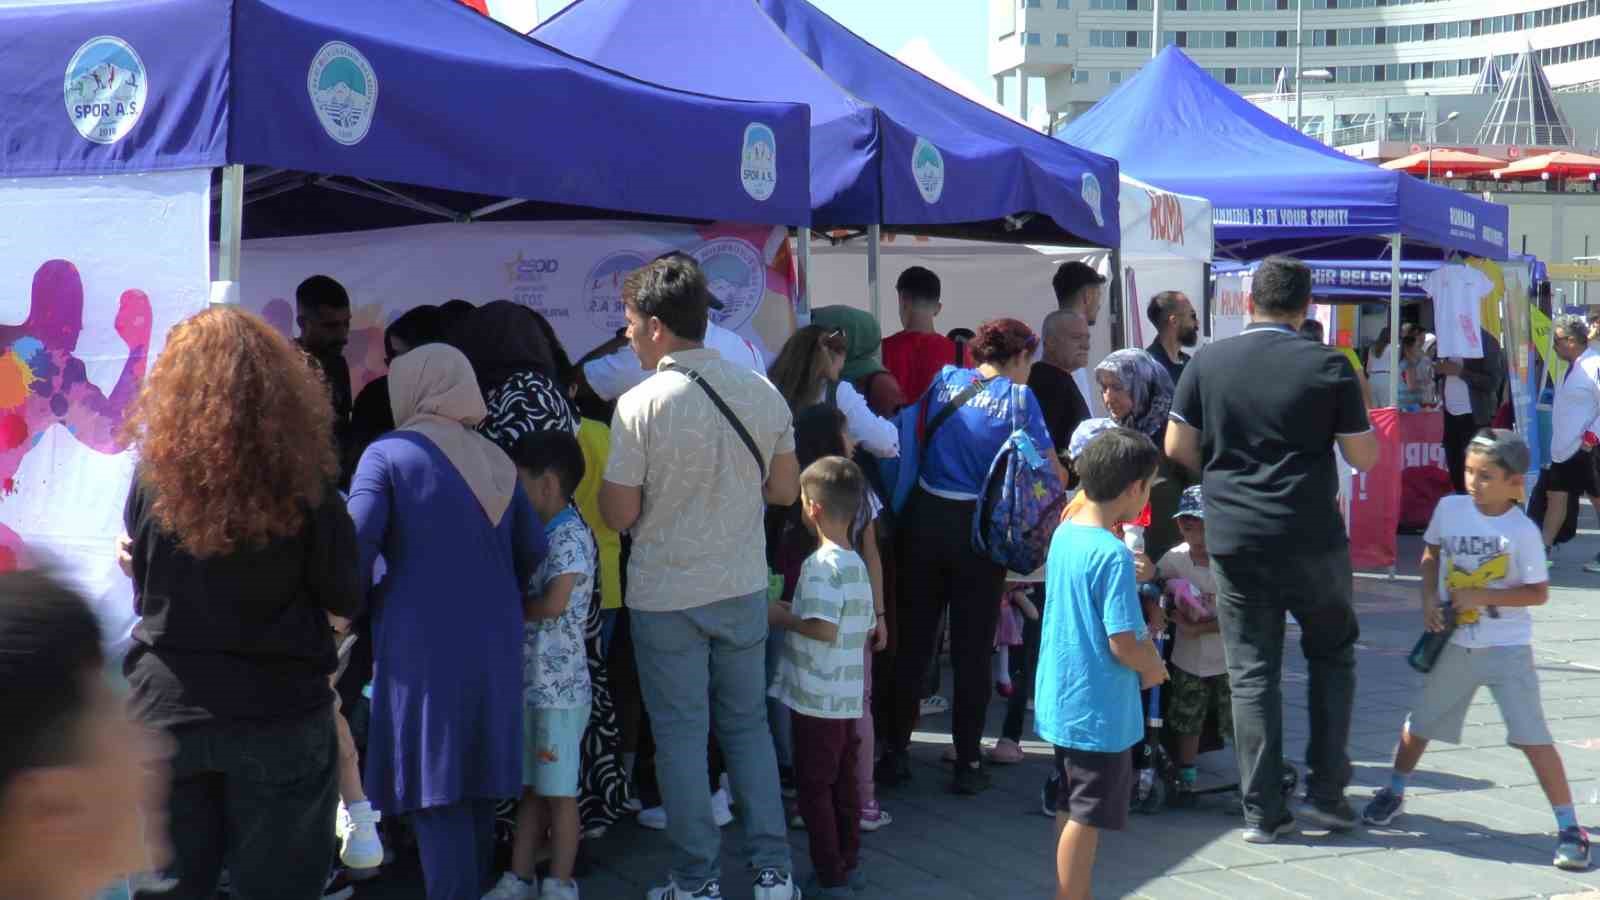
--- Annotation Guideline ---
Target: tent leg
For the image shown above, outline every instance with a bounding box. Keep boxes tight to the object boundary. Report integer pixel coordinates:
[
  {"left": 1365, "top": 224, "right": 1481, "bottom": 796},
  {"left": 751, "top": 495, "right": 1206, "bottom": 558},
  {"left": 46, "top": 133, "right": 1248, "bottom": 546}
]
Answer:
[
  {"left": 796, "top": 228, "right": 812, "bottom": 326},
  {"left": 215, "top": 164, "right": 244, "bottom": 304},
  {"left": 1389, "top": 234, "right": 1402, "bottom": 408},
  {"left": 867, "top": 224, "right": 882, "bottom": 328}
]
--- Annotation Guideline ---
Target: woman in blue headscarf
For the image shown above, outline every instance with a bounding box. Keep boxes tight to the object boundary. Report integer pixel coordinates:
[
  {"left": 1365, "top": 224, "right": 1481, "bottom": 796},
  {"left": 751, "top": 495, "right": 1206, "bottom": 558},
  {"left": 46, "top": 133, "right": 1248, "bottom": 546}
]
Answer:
[{"left": 1095, "top": 349, "right": 1184, "bottom": 560}]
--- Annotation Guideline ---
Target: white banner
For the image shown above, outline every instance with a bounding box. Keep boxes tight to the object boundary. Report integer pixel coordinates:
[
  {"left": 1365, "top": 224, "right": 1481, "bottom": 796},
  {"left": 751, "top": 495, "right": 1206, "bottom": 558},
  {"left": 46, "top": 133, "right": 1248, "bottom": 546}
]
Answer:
[
  {"left": 233, "top": 221, "right": 798, "bottom": 397},
  {"left": 0, "top": 170, "right": 212, "bottom": 647},
  {"left": 1212, "top": 270, "right": 1252, "bottom": 341}
]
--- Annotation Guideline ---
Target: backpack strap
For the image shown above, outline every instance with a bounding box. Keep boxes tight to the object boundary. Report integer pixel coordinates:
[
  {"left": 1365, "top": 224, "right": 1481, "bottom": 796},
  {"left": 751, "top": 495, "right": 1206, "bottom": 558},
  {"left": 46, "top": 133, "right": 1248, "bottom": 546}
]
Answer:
[
  {"left": 664, "top": 363, "right": 765, "bottom": 480},
  {"left": 919, "top": 376, "right": 987, "bottom": 454}
]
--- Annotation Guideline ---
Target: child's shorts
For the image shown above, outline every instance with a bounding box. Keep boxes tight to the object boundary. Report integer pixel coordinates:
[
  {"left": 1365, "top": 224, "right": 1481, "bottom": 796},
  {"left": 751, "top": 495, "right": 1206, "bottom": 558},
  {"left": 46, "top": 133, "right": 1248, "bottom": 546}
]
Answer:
[
  {"left": 1167, "top": 666, "right": 1232, "bottom": 742},
  {"left": 524, "top": 702, "right": 592, "bottom": 797},
  {"left": 1053, "top": 746, "right": 1133, "bottom": 831},
  {"left": 1406, "top": 643, "right": 1552, "bottom": 746}
]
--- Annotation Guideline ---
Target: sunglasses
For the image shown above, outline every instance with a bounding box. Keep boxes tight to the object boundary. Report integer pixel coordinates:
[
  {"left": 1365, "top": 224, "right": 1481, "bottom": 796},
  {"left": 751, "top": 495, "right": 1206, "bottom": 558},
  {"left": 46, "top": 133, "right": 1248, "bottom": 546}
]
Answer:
[{"left": 820, "top": 328, "right": 847, "bottom": 354}]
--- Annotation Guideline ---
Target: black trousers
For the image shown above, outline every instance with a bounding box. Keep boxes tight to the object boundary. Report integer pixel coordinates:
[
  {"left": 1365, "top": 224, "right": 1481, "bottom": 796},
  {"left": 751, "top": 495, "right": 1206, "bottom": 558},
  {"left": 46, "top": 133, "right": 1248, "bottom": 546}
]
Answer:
[
  {"left": 888, "top": 490, "right": 1006, "bottom": 768},
  {"left": 132, "top": 708, "right": 338, "bottom": 900},
  {"left": 1444, "top": 412, "right": 1479, "bottom": 494}
]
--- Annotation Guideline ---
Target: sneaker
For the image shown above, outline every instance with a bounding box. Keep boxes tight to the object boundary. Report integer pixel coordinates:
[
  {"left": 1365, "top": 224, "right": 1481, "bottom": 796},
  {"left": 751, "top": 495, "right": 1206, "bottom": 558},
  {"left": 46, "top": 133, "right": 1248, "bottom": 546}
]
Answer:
[
  {"left": 778, "top": 765, "right": 797, "bottom": 800},
  {"left": 1040, "top": 774, "right": 1060, "bottom": 817},
  {"left": 1298, "top": 798, "right": 1359, "bottom": 832},
  {"left": 321, "top": 871, "right": 355, "bottom": 900},
  {"left": 337, "top": 801, "right": 384, "bottom": 871},
  {"left": 1584, "top": 555, "right": 1600, "bottom": 575},
  {"left": 752, "top": 868, "right": 797, "bottom": 900},
  {"left": 1361, "top": 788, "right": 1404, "bottom": 826},
  {"left": 987, "top": 738, "right": 1026, "bottom": 765},
  {"left": 482, "top": 872, "right": 537, "bottom": 900},
  {"left": 711, "top": 788, "right": 735, "bottom": 828},
  {"left": 1556, "top": 826, "right": 1592, "bottom": 871},
  {"left": 1242, "top": 816, "right": 1298, "bottom": 844},
  {"left": 645, "top": 879, "right": 722, "bottom": 900},
  {"left": 951, "top": 763, "right": 992, "bottom": 796},
  {"left": 941, "top": 744, "right": 958, "bottom": 764},
  {"left": 860, "top": 806, "right": 893, "bottom": 832},
  {"left": 540, "top": 877, "right": 580, "bottom": 900},
  {"left": 920, "top": 695, "right": 949, "bottom": 716},
  {"left": 637, "top": 806, "right": 668, "bottom": 831}
]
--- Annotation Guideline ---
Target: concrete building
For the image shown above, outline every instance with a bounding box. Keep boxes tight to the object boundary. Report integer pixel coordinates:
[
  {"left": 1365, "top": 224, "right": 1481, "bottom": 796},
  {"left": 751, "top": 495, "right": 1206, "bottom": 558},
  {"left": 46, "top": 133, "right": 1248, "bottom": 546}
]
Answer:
[{"left": 991, "top": 0, "right": 1600, "bottom": 125}]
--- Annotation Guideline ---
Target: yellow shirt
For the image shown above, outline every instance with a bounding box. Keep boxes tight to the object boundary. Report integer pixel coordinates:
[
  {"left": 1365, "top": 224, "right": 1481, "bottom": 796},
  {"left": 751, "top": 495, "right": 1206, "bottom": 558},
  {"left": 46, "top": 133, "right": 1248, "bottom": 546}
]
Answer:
[{"left": 575, "top": 418, "right": 623, "bottom": 611}]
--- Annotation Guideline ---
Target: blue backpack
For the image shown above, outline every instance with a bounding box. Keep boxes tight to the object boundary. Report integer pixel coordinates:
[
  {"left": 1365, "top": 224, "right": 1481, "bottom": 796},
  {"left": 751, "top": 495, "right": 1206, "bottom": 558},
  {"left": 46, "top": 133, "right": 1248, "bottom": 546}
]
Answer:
[{"left": 972, "top": 384, "right": 1068, "bottom": 574}]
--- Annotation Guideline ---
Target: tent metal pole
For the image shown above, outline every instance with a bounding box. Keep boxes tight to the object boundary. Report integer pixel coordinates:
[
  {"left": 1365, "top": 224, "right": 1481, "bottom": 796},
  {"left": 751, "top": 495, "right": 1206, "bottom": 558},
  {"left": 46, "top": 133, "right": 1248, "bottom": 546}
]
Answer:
[
  {"left": 867, "top": 224, "right": 882, "bottom": 327},
  {"left": 468, "top": 198, "right": 529, "bottom": 220},
  {"left": 216, "top": 164, "right": 244, "bottom": 301},
  {"left": 1389, "top": 234, "right": 1402, "bottom": 408},
  {"left": 796, "top": 228, "right": 812, "bottom": 324}
]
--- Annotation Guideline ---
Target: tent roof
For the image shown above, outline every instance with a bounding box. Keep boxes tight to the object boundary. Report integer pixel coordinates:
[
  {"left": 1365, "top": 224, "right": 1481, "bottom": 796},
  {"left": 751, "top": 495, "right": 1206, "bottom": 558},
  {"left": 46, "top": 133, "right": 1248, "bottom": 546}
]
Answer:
[
  {"left": 1061, "top": 47, "right": 1509, "bottom": 261},
  {"left": 1490, "top": 150, "right": 1600, "bottom": 180},
  {"left": 1, "top": 0, "right": 815, "bottom": 229},
  {"left": 535, "top": 0, "right": 1120, "bottom": 246}
]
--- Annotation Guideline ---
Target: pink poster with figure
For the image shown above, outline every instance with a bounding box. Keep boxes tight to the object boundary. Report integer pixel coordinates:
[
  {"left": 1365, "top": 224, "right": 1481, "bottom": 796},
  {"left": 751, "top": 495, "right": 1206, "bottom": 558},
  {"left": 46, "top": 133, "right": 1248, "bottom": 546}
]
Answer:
[{"left": 0, "top": 170, "right": 211, "bottom": 644}]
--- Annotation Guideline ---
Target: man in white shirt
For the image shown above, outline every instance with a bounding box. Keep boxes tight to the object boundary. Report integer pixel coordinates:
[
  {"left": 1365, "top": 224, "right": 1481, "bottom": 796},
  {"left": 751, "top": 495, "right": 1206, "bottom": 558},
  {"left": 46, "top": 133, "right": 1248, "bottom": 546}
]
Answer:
[{"left": 1540, "top": 320, "right": 1600, "bottom": 559}]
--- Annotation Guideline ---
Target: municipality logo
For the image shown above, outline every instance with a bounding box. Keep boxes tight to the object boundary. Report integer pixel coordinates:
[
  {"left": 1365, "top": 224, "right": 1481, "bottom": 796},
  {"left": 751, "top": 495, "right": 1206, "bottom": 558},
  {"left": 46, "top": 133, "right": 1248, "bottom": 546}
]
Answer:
[
  {"left": 741, "top": 123, "right": 778, "bottom": 202},
  {"left": 913, "top": 137, "right": 945, "bottom": 204},
  {"left": 584, "top": 251, "right": 649, "bottom": 332},
  {"left": 64, "top": 36, "right": 147, "bottom": 145},
  {"left": 309, "top": 42, "right": 378, "bottom": 146},
  {"left": 1081, "top": 173, "right": 1105, "bottom": 228},
  {"left": 693, "top": 238, "right": 764, "bottom": 331}
]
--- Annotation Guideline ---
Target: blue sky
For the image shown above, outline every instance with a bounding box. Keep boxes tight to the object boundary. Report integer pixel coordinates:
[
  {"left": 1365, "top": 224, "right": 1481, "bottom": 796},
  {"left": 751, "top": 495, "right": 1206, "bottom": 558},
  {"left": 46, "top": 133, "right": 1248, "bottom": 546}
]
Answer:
[{"left": 532, "top": 0, "right": 993, "bottom": 93}]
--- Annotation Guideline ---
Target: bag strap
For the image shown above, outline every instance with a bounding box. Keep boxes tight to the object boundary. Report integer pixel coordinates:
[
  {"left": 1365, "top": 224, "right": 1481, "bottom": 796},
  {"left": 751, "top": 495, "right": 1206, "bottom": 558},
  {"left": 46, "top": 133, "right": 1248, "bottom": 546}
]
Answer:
[{"left": 665, "top": 363, "right": 765, "bottom": 480}]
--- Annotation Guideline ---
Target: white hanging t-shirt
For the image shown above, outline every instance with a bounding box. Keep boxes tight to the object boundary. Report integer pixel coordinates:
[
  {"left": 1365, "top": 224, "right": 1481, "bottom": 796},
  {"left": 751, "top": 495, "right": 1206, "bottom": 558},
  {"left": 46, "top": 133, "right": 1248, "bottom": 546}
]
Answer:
[{"left": 1422, "top": 265, "right": 1491, "bottom": 360}]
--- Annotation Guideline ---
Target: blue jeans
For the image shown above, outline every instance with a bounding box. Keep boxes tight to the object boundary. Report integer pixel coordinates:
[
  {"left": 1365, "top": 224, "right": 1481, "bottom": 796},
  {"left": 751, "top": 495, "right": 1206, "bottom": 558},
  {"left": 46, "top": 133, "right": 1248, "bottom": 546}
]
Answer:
[
  {"left": 765, "top": 624, "right": 794, "bottom": 770},
  {"left": 631, "top": 591, "right": 791, "bottom": 887}
]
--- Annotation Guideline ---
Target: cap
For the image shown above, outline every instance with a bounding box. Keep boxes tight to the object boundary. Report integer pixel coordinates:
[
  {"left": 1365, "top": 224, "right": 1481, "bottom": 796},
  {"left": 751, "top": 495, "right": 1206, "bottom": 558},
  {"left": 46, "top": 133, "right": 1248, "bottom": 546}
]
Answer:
[
  {"left": 1468, "top": 428, "right": 1530, "bottom": 476},
  {"left": 1174, "top": 485, "right": 1204, "bottom": 519},
  {"left": 1067, "top": 417, "right": 1117, "bottom": 462}
]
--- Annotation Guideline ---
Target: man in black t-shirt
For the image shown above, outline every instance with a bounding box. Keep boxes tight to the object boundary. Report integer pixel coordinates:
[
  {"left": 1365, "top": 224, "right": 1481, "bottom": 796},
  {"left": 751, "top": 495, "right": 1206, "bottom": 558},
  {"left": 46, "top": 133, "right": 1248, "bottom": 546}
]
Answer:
[
  {"left": 1029, "top": 309, "right": 1092, "bottom": 478},
  {"left": 1165, "top": 257, "right": 1378, "bottom": 843},
  {"left": 295, "top": 275, "right": 356, "bottom": 487}
]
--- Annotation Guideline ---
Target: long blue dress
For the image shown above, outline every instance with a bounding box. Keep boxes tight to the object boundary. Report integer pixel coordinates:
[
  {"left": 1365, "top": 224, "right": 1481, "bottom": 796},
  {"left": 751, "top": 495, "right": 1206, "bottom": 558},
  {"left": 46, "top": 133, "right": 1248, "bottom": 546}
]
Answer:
[{"left": 348, "top": 431, "right": 545, "bottom": 814}]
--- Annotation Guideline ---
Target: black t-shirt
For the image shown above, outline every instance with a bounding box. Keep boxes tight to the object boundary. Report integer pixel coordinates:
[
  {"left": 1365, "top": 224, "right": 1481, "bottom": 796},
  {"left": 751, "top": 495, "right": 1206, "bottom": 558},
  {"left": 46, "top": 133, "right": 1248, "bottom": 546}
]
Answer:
[
  {"left": 123, "top": 477, "right": 364, "bottom": 728},
  {"left": 1027, "top": 362, "right": 1091, "bottom": 474},
  {"left": 1147, "top": 340, "right": 1189, "bottom": 388},
  {"left": 1171, "top": 323, "right": 1370, "bottom": 556}
]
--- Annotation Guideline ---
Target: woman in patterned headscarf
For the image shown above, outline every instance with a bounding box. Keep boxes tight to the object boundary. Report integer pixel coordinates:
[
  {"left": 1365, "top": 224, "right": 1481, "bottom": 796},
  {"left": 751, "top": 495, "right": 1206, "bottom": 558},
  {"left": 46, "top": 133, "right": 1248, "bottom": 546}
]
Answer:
[
  {"left": 1095, "top": 349, "right": 1185, "bottom": 560},
  {"left": 450, "top": 300, "right": 579, "bottom": 451}
]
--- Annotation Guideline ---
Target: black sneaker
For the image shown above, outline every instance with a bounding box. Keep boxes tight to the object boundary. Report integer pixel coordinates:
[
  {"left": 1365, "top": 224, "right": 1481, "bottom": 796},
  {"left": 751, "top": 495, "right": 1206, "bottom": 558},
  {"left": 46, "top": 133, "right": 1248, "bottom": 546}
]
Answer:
[
  {"left": 1040, "top": 774, "right": 1060, "bottom": 817},
  {"left": 1361, "top": 788, "right": 1404, "bottom": 826},
  {"left": 778, "top": 765, "right": 797, "bottom": 799},
  {"left": 951, "top": 763, "right": 992, "bottom": 796},
  {"left": 876, "top": 750, "right": 912, "bottom": 787},
  {"left": 1299, "top": 798, "right": 1359, "bottom": 832}
]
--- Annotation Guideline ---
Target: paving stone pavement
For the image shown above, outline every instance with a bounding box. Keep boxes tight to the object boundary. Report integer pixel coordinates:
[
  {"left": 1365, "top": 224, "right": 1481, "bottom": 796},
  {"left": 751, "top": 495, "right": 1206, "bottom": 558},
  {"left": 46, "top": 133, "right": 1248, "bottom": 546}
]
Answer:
[{"left": 348, "top": 530, "right": 1600, "bottom": 900}]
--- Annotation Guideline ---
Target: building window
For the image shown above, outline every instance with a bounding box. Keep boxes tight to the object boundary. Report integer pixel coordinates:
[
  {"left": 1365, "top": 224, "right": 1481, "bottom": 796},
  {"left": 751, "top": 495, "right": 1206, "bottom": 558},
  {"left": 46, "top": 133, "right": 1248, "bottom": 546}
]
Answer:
[
  {"left": 1058, "top": 0, "right": 1070, "bottom": 6},
  {"left": 1056, "top": 33, "right": 1070, "bottom": 46},
  {"left": 1024, "top": 31, "right": 1041, "bottom": 45},
  {"left": 1022, "top": 0, "right": 1040, "bottom": 6},
  {"left": 1073, "top": 70, "right": 1089, "bottom": 84},
  {"left": 1110, "top": 71, "right": 1123, "bottom": 84}
]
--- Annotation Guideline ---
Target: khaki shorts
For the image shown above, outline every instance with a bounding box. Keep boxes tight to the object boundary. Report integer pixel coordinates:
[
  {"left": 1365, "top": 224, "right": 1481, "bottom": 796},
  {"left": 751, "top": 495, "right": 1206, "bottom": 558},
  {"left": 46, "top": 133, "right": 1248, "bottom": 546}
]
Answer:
[{"left": 1405, "top": 643, "right": 1552, "bottom": 746}]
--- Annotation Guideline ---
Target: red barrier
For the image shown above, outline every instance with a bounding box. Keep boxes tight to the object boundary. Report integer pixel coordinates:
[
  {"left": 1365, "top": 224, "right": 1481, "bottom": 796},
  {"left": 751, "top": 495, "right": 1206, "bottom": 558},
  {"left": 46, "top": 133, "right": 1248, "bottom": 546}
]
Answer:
[{"left": 1349, "top": 407, "right": 1402, "bottom": 570}]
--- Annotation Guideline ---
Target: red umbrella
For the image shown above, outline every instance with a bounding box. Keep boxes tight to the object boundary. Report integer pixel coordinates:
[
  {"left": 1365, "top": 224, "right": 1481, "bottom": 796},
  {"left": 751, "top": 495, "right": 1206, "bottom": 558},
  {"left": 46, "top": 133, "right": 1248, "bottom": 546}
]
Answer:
[
  {"left": 1489, "top": 151, "right": 1600, "bottom": 180},
  {"left": 1380, "top": 149, "right": 1504, "bottom": 177}
]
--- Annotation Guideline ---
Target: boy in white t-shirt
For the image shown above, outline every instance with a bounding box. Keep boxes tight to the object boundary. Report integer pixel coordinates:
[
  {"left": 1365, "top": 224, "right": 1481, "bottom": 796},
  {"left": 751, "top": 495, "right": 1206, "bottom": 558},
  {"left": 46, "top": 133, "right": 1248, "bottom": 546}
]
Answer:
[
  {"left": 1362, "top": 429, "right": 1589, "bottom": 872},
  {"left": 1155, "top": 486, "right": 1230, "bottom": 802},
  {"left": 769, "top": 457, "right": 876, "bottom": 899}
]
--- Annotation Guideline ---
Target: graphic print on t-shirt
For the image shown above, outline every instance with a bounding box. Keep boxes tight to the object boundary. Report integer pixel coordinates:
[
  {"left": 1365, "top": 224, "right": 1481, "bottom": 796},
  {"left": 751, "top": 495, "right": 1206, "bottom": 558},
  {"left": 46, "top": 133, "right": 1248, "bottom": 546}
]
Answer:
[{"left": 1444, "top": 546, "right": 1509, "bottom": 625}]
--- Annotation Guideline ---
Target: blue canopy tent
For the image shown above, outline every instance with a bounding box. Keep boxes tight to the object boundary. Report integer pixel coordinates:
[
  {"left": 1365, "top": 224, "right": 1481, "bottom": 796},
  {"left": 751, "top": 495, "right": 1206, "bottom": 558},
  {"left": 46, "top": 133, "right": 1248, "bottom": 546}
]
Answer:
[
  {"left": 0, "top": 0, "right": 814, "bottom": 278},
  {"left": 1062, "top": 47, "right": 1511, "bottom": 406},
  {"left": 535, "top": 0, "right": 1120, "bottom": 318}
]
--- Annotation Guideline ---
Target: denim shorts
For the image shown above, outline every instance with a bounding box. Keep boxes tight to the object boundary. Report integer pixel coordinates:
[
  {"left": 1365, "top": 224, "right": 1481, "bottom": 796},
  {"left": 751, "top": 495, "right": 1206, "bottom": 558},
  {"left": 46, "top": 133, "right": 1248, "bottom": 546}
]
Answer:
[{"left": 524, "top": 702, "right": 591, "bottom": 797}]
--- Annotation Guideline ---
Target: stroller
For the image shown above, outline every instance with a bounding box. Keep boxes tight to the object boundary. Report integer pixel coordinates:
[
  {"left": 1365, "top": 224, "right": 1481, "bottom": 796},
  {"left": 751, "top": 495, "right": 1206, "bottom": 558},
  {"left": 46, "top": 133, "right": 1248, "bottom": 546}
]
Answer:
[{"left": 1130, "top": 581, "right": 1299, "bottom": 815}]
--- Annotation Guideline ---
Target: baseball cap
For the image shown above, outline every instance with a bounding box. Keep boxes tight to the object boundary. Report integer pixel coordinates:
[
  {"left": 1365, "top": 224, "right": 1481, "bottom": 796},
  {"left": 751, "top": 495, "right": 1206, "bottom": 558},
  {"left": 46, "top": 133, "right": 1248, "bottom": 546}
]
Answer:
[
  {"left": 1174, "top": 485, "right": 1204, "bottom": 520},
  {"left": 1467, "top": 428, "right": 1530, "bottom": 476}
]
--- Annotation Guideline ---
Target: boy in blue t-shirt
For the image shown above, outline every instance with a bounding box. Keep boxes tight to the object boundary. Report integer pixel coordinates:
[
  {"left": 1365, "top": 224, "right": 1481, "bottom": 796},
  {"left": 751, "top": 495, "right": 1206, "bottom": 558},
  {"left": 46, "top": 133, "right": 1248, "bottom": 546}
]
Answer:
[{"left": 1036, "top": 427, "right": 1168, "bottom": 900}]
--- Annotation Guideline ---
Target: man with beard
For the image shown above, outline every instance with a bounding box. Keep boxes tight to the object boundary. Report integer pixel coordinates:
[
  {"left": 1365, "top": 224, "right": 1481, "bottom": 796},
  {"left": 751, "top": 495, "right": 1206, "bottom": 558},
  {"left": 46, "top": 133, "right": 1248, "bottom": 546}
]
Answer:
[
  {"left": 1147, "top": 291, "right": 1198, "bottom": 386},
  {"left": 295, "top": 275, "right": 355, "bottom": 486}
]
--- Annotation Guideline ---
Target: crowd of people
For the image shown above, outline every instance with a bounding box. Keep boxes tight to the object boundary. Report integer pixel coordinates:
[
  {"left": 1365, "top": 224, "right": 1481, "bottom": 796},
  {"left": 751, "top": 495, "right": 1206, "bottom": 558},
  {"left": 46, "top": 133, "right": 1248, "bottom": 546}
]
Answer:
[{"left": 0, "top": 251, "right": 1590, "bottom": 900}]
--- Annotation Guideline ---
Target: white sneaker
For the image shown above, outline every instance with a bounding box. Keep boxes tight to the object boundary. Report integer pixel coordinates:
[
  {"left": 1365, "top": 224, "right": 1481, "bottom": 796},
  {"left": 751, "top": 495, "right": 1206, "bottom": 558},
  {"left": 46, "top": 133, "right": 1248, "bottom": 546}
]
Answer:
[
  {"left": 481, "top": 871, "right": 536, "bottom": 900},
  {"left": 637, "top": 805, "right": 669, "bottom": 830},
  {"left": 337, "top": 801, "right": 384, "bottom": 871},
  {"left": 752, "top": 868, "right": 796, "bottom": 900},
  {"left": 711, "top": 788, "right": 735, "bottom": 827},
  {"left": 540, "top": 877, "right": 580, "bottom": 900}
]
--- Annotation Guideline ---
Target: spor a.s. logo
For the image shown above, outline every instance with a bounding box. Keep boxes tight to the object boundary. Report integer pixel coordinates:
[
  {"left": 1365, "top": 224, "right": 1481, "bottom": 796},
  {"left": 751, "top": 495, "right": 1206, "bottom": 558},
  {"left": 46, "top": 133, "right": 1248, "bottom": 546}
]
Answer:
[
  {"left": 741, "top": 123, "right": 778, "bottom": 202},
  {"left": 308, "top": 42, "right": 378, "bottom": 146},
  {"left": 64, "top": 36, "right": 147, "bottom": 145}
]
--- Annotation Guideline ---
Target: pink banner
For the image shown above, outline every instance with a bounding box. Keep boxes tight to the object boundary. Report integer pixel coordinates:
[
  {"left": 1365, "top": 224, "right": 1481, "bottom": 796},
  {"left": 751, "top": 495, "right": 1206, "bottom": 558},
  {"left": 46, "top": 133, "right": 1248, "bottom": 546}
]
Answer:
[{"left": 1349, "top": 407, "right": 1402, "bottom": 570}]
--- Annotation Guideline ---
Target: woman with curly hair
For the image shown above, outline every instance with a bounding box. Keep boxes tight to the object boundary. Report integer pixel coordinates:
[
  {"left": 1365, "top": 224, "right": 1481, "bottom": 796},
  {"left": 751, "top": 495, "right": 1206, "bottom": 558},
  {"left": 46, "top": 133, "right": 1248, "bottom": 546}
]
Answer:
[
  {"left": 348, "top": 343, "right": 546, "bottom": 900},
  {"left": 879, "top": 318, "right": 1064, "bottom": 797},
  {"left": 121, "top": 306, "right": 363, "bottom": 900}
]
